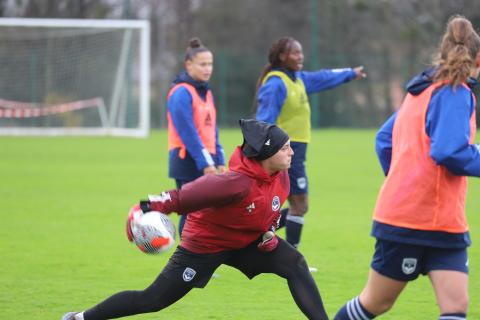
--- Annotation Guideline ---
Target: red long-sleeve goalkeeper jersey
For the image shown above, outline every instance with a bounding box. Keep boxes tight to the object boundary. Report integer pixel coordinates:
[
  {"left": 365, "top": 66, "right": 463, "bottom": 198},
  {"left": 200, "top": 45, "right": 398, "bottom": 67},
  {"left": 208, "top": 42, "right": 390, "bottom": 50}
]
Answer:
[{"left": 151, "top": 147, "right": 289, "bottom": 253}]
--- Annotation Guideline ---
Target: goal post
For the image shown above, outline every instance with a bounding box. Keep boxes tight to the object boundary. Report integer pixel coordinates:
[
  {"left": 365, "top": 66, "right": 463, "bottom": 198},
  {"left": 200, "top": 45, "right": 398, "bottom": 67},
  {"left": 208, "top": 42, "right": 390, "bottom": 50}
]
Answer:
[{"left": 0, "top": 18, "right": 150, "bottom": 137}]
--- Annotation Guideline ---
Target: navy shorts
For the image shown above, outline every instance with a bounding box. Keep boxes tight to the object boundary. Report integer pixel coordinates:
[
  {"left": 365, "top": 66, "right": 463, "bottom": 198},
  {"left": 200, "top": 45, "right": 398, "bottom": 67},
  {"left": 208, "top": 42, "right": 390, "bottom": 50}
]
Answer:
[
  {"left": 371, "top": 239, "right": 468, "bottom": 281},
  {"left": 289, "top": 142, "right": 308, "bottom": 195}
]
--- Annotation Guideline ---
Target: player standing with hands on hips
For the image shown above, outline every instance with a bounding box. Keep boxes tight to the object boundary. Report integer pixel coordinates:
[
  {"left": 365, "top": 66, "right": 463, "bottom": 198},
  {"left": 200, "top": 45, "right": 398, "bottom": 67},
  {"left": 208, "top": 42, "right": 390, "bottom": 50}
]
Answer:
[
  {"left": 255, "top": 36, "right": 366, "bottom": 249},
  {"left": 334, "top": 15, "right": 480, "bottom": 320},
  {"left": 62, "top": 119, "right": 330, "bottom": 320},
  {"left": 167, "top": 37, "right": 226, "bottom": 236}
]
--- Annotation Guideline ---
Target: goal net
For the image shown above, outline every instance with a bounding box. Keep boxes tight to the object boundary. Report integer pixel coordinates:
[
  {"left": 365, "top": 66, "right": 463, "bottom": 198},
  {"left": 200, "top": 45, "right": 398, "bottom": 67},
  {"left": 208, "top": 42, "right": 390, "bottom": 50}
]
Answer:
[{"left": 0, "top": 18, "right": 150, "bottom": 137}]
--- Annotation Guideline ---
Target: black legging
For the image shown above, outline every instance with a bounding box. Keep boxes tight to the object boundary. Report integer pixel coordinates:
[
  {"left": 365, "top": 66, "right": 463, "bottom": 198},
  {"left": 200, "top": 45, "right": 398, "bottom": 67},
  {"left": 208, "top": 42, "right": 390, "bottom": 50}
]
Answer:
[
  {"left": 84, "top": 239, "right": 328, "bottom": 320},
  {"left": 278, "top": 249, "right": 328, "bottom": 319},
  {"left": 83, "top": 274, "right": 193, "bottom": 319},
  {"left": 225, "top": 238, "right": 329, "bottom": 320}
]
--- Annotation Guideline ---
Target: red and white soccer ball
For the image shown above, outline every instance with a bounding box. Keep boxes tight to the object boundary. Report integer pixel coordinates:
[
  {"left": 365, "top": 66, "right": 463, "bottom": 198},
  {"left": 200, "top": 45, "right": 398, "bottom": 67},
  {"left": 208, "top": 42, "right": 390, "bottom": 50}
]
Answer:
[{"left": 126, "top": 205, "right": 176, "bottom": 254}]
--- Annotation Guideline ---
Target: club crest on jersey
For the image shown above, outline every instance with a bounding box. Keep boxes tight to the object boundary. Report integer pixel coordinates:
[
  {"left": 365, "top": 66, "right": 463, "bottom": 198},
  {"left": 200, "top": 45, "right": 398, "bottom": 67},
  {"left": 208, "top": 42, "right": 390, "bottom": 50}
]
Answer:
[
  {"left": 272, "top": 196, "right": 280, "bottom": 211},
  {"left": 246, "top": 202, "right": 255, "bottom": 213},
  {"left": 401, "top": 258, "right": 417, "bottom": 275},
  {"left": 183, "top": 267, "right": 196, "bottom": 282}
]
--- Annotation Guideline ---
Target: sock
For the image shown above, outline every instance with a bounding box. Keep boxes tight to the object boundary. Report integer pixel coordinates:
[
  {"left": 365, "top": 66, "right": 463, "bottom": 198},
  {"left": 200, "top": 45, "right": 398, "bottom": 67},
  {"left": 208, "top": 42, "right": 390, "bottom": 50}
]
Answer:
[
  {"left": 285, "top": 214, "right": 304, "bottom": 248},
  {"left": 439, "top": 313, "right": 466, "bottom": 320},
  {"left": 334, "top": 297, "right": 375, "bottom": 320},
  {"left": 74, "top": 312, "right": 84, "bottom": 320},
  {"left": 277, "top": 208, "right": 289, "bottom": 229}
]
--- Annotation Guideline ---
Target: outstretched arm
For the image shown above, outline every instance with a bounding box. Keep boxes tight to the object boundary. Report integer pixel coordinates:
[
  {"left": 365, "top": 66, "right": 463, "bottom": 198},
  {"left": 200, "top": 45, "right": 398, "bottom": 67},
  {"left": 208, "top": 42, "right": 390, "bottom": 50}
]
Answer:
[
  {"left": 141, "top": 172, "right": 252, "bottom": 214},
  {"left": 301, "top": 66, "right": 365, "bottom": 94}
]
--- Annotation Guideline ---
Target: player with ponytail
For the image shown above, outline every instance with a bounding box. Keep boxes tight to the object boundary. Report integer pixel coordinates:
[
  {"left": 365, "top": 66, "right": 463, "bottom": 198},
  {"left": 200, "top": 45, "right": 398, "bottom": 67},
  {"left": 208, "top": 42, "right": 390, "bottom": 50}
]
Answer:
[
  {"left": 166, "top": 38, "right": 226, "bottom": 236},
  {"left": 334, "top": 15, "right": 480, "bottom": 320}
]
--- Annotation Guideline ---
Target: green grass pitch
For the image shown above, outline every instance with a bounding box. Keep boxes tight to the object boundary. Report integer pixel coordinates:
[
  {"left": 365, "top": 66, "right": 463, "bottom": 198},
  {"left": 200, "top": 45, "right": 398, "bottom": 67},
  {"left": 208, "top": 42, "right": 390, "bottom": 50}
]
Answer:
[{"left": 1, "top": 129, "right": 479, "bottom": 319}]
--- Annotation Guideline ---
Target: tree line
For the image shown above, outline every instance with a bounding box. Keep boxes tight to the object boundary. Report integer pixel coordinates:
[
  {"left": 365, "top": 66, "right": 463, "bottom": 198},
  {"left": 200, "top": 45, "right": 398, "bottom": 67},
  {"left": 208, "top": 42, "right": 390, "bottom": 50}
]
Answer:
[{"left": 2, "top": 0, "right": 479, "bottom": 127}]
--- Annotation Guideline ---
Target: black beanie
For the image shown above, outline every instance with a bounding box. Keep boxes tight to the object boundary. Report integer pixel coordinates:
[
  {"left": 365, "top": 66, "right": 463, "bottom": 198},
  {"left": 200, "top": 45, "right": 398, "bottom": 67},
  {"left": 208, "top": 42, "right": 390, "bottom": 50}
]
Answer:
[{"left": 239, "top": 119, "right": 289, "bottom": 161}]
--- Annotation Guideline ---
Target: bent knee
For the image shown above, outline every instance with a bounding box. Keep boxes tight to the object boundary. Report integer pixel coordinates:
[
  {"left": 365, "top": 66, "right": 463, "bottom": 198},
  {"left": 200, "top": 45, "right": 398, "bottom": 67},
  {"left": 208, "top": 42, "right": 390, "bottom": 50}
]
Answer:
[
  {"left": 291, "top": 252, "right": 309, "bottom": 275},
  {"left": 361, "top": 301, "right": 393, "bottom": 316},
  {"left": 440, "top": 294, "right": 469, "bottom": 314},
  {"left": 374, "top": 300, "right": 395, "bottom": 315},
  {"left": 279, "top": 251, "right": 309, "bottom": 278},
  {"left": 361, "top": 296, "right": 396, "bottom": 316},
  {"left": 288, "top": 195, "right": 308, "bottom": 215},
  {"left": 288, "top": 204, "right": 308, "bottom": 216}
]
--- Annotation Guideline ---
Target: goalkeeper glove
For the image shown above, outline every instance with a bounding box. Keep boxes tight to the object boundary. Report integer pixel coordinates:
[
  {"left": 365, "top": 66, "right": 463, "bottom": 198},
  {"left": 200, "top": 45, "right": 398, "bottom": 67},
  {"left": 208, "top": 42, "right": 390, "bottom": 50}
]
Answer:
[
  {"left": 126, "top": 204, "right": 142, "bottom": 242},
  {"left": 139, "top": 190, "right": 178, "bottom": 214},
  {"left": 257, "top": 231, "right": 279, "bottom": 253}
]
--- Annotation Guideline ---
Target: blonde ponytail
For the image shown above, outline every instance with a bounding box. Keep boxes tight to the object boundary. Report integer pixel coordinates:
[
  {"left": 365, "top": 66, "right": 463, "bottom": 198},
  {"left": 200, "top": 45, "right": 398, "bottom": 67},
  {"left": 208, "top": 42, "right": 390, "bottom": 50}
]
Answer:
[{"left": 433, "top": 15, "right": 480, "bottom": 87}]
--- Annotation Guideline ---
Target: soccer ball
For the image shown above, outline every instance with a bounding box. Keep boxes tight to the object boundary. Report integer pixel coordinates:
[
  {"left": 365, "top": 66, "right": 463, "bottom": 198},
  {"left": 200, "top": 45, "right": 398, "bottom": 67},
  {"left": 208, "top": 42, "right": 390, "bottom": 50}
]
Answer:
[{"left": 126, "top": 206, "right": 176, "bottom": 254}]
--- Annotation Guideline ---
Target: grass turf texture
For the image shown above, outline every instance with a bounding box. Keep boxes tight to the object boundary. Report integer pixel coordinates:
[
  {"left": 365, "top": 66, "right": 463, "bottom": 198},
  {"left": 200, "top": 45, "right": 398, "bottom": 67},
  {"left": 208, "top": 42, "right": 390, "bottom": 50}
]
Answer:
[{"left": 1, "top": 129, "right": 479, "bottom": 319}]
